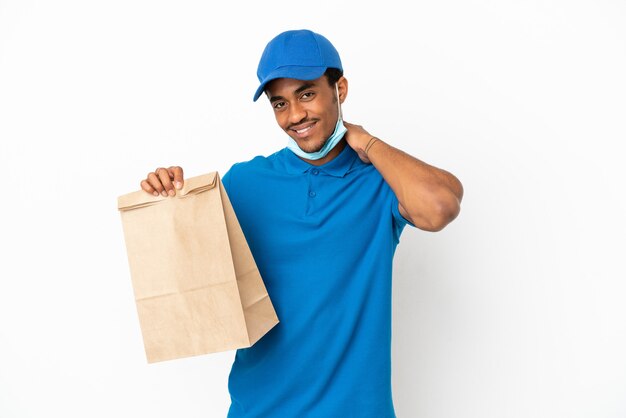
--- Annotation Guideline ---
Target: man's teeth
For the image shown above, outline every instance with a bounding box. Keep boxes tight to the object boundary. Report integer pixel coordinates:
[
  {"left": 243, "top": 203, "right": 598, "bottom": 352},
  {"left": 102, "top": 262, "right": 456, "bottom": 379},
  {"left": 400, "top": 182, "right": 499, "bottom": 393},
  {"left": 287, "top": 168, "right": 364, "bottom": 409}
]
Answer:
[{"left": 296, "top": 126, "right": 312, "bottom": 134}]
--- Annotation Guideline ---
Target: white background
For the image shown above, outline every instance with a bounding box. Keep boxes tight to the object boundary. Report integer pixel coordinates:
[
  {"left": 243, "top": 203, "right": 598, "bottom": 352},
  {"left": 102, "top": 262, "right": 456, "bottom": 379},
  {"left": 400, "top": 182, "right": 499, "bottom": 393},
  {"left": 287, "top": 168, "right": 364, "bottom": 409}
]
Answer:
[{"left": 1, "top": 1, "right": 625, "bottom": 417}]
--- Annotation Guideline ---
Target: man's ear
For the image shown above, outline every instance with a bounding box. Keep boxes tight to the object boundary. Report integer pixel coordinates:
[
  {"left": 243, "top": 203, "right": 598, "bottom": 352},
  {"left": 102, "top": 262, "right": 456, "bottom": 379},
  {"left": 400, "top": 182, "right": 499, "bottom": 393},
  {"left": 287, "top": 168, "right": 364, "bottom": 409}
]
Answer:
[{"left": 337, "top": 76, "right": 348, "bottom": 104}]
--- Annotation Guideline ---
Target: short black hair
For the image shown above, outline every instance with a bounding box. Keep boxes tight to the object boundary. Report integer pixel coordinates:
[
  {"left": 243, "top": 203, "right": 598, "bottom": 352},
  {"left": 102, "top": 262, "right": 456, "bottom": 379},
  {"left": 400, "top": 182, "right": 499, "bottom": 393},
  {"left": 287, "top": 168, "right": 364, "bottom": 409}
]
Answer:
[{"left": 324, "top": 68, "right": 343, "bottom": 86}]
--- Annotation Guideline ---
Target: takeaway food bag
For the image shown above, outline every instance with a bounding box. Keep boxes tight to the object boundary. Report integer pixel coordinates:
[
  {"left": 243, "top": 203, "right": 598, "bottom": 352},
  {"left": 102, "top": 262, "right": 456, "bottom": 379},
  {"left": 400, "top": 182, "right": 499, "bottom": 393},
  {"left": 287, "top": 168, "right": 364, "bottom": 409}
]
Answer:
[{"left": 117, "top": 172, "right": 279, "bottom": 363}]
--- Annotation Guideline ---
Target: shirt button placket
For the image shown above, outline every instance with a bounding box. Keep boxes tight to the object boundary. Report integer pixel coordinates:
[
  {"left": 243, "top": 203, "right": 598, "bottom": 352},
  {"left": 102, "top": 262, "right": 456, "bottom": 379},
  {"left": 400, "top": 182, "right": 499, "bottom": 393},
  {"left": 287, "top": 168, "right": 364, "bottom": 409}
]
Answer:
[
  {"left": 309, "top": 169, "right": 319, "bottom": 198},
  {"left": 305, "top": 169, "right": 319, "bottom": 215}
]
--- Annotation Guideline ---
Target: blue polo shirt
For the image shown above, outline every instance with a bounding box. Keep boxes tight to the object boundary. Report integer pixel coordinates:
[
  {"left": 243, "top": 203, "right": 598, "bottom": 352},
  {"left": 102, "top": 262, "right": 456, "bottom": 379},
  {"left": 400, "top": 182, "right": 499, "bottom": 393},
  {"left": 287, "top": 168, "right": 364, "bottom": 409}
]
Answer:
[{"left": 222, "top": 143, "right": 412, "bottom": 418}]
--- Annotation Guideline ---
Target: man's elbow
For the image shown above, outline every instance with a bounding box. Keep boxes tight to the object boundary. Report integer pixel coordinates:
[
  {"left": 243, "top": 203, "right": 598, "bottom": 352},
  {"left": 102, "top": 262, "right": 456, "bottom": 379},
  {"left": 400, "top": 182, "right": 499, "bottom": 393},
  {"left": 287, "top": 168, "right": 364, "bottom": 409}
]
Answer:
[{"left": 409, "top": 193, "right": 461, "bottom": 232}]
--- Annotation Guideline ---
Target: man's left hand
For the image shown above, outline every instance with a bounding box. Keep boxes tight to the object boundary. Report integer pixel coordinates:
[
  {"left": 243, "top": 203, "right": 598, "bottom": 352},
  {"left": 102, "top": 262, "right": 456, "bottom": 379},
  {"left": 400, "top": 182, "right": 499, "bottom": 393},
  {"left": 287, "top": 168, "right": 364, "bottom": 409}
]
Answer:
[{"left": 343, "top": 121, "right": 376, "bottom": 164}]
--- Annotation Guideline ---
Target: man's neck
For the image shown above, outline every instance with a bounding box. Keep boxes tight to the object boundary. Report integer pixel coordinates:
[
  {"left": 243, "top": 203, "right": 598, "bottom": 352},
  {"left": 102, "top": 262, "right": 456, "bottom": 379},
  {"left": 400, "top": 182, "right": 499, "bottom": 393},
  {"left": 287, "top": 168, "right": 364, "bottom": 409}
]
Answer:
[{"left": 297, "top": 139, "right": 347, "bottom": 166}]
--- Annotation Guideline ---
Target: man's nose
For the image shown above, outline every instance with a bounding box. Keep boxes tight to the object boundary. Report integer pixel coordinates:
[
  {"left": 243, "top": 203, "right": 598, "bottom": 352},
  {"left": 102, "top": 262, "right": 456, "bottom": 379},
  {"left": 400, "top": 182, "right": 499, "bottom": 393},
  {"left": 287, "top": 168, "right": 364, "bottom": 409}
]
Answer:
[{"left": 288, "top": 101, "right": 307, "bottom": 125}]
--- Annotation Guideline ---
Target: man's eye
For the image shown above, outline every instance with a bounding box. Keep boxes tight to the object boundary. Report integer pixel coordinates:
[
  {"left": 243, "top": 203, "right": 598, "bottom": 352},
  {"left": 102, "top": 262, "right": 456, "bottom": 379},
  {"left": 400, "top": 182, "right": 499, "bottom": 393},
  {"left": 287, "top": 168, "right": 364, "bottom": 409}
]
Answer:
[
  {"left": 301, "top": 92, "right": 314, "bottom": 100},
  {"left": 273, "top": 102, "right": 285, "bottom": 109}
]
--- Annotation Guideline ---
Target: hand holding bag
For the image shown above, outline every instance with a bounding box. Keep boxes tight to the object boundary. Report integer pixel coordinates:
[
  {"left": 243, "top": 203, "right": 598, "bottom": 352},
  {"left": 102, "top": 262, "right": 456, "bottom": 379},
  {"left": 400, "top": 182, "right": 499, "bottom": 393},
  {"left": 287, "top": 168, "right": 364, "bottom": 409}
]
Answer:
[{"left": 117, "top": 172, "right": 279, "bottom": 363}]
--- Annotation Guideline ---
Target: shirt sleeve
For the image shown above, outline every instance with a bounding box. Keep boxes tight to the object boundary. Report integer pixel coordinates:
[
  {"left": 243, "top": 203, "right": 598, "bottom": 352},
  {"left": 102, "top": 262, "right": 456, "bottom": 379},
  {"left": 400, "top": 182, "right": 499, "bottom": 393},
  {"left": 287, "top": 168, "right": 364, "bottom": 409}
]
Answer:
[
  {"left": 390, "top": 192, "right": 414, "bottom": 242},
  {"left": 221, "top": 163, "right": 239, "bottom": 196}
]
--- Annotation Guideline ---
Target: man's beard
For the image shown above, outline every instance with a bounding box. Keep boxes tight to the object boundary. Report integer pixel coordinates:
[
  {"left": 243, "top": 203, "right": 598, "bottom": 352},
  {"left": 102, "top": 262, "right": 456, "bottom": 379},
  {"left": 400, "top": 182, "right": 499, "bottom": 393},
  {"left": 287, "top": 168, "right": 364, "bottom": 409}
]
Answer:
[{"left": 298, "top": 137, "right": 329, "bottom": 153}]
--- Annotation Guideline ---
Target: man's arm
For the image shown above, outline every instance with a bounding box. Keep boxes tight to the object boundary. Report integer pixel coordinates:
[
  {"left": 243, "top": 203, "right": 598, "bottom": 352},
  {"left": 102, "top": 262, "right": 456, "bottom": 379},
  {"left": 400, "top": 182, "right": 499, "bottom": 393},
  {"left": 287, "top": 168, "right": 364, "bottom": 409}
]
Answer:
[{"left": 344, "top": 122, "right": 463, "bottom": 232}]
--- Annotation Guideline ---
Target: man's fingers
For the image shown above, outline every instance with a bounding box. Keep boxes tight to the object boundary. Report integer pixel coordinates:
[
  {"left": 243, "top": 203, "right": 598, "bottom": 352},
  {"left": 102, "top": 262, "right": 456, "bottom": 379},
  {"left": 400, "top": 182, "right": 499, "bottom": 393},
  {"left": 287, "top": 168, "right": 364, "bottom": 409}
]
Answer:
[
  {"left": 140, "top": 180, "right": 159, "bottom": 197},
  {"left": 147, "top": 172, "right": 166, "bottom": 196},
  {"left": 156, "top": 168, "right": 176, "bottom": 197},
  {"left": 141, "top": 166, "right": 184, "bottom": 197},
  {"left": 168, "top": 166, "right": 184, "bottom": 189}
]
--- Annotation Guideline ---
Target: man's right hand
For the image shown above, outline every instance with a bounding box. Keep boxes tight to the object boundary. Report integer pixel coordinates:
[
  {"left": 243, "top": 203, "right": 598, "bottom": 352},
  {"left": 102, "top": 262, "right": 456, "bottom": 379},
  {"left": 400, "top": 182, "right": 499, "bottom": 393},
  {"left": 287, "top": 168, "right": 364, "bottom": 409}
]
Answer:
[{"left": 140, "top": 166, "right": 185, "bottom": 197}]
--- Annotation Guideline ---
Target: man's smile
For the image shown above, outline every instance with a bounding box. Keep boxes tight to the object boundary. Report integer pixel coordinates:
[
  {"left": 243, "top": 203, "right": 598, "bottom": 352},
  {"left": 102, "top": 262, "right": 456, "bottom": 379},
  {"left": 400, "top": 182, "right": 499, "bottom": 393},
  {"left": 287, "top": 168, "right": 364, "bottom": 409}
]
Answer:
[{"left": 289, "top": 121, "right": 318, "bottom": 139}]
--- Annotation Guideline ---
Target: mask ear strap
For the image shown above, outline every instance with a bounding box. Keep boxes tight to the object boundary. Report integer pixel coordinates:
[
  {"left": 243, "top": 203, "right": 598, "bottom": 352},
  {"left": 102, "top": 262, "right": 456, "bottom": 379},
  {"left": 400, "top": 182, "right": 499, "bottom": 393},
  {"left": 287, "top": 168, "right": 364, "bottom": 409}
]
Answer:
[{"left": 335, "top": 83, "right": 343, "bottom": 120}]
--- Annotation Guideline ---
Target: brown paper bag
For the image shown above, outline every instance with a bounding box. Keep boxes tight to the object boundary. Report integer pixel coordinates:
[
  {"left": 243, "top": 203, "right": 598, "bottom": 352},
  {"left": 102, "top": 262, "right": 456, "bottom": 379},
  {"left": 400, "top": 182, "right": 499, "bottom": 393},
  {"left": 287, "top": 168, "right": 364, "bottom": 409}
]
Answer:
[{"left": 117, "top": 172, "right": 279, "bottom": 363}]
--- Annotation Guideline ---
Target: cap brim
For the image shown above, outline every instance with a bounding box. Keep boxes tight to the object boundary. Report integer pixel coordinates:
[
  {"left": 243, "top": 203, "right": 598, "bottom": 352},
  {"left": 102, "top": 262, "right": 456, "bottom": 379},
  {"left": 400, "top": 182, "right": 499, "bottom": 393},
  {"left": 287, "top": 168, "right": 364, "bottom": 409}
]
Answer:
[{"left": 253, "top": 66, "right": 328, "bottom": 101}]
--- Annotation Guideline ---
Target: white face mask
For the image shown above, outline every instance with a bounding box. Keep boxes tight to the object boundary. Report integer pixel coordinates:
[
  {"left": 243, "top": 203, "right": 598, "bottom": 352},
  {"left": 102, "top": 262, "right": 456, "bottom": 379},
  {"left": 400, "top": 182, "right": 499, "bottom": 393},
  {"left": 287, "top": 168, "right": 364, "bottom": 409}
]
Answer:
[{"left": 286, "top": 83, "right": 346, "bottom": 161}]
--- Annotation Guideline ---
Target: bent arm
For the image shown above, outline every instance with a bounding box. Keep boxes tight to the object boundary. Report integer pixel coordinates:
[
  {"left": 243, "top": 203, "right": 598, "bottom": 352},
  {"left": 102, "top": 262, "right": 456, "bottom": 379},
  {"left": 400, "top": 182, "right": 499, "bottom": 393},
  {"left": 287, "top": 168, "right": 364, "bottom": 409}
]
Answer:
[{"left": 344, "top": 123, "right": 463, "bottom": 232}]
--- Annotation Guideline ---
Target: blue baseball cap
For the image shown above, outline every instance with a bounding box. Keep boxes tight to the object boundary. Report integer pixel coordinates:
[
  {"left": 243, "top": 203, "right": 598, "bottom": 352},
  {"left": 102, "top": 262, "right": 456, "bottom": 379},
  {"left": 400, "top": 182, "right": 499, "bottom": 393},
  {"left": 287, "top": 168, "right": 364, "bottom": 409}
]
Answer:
[{"left": 253, "top": 29, "right": 343, "bottom": 101}]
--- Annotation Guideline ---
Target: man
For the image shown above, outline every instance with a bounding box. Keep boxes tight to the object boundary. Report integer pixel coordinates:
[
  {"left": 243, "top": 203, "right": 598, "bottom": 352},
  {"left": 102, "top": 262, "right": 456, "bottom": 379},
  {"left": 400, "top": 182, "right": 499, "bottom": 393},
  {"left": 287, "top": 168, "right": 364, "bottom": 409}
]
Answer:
[{"left": 141, "top": 29, "right": 463, "bottom": 418}]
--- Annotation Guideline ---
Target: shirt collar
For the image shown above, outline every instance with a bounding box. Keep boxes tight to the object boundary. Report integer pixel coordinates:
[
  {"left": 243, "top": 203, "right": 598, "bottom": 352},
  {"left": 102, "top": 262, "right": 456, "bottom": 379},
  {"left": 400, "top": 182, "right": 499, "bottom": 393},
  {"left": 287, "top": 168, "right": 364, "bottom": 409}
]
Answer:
[{"left": 280, "top": 141, "right": 359, "bottom": 177}]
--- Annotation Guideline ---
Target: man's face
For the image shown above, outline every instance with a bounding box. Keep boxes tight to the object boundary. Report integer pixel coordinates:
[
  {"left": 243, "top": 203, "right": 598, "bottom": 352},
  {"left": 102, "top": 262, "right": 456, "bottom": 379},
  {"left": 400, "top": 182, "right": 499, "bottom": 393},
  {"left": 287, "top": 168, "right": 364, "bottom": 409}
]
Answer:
[{"left": 266, "top": 76, "right": 345, "bottom": 153}]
